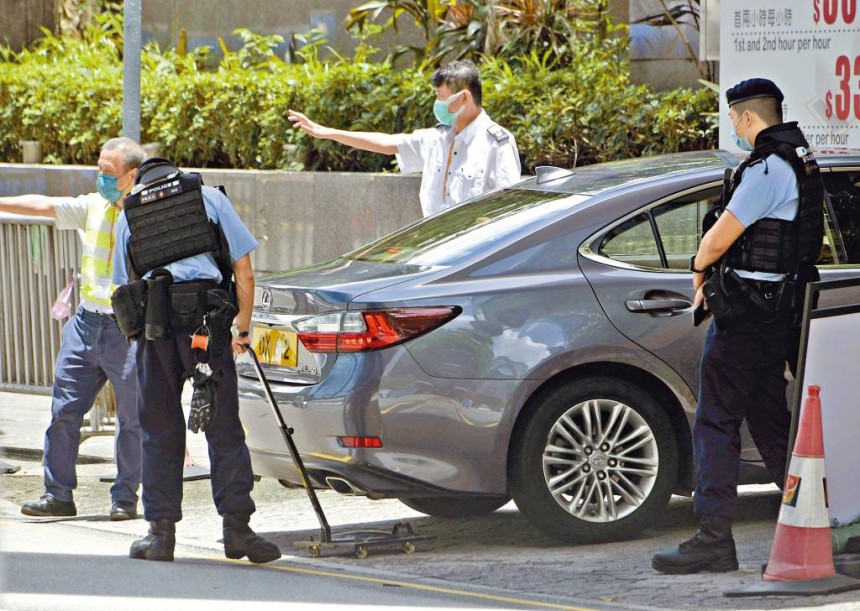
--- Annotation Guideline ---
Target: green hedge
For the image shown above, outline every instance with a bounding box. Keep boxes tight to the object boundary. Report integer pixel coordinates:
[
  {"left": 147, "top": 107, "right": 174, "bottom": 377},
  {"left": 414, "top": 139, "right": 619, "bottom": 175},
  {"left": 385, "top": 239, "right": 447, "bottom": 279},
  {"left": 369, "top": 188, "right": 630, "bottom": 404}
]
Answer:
[{"left": 0, "top": 28, "right": 717, "bottom": 171}]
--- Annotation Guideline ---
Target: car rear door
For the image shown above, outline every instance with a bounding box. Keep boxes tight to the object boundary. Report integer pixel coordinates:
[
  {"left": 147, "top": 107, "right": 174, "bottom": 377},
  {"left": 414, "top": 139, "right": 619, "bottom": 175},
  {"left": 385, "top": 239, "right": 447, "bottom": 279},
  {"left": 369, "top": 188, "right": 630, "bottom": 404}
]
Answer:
[{"left": 578, "top": 183, "right": 722, "bottom": 393}]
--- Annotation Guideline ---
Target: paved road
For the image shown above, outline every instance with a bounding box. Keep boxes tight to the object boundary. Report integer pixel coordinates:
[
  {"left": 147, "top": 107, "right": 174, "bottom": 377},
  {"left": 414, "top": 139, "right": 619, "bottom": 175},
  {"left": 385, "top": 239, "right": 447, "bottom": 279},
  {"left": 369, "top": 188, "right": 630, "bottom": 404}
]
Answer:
[
  {"left": 2, "top": 509, "right": 531, "bottom": 611},
  {"left": 3, "top": 390, "right": 860, "bottom": 610}
]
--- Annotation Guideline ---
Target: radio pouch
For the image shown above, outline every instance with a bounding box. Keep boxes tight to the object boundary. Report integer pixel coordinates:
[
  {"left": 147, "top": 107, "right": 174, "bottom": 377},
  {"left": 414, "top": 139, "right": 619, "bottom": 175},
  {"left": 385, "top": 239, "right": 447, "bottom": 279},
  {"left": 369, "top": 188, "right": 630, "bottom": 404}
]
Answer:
[{"left": 168, "top": 280, "right": 217, "bottom": 332}]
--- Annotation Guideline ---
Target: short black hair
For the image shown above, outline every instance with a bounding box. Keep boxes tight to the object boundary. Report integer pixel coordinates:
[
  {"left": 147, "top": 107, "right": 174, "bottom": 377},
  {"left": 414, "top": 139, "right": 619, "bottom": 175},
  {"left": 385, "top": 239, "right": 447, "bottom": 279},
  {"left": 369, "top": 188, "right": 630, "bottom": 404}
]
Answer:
[{"left": 431, "top": 60, "right": 482, "bottom": 107}]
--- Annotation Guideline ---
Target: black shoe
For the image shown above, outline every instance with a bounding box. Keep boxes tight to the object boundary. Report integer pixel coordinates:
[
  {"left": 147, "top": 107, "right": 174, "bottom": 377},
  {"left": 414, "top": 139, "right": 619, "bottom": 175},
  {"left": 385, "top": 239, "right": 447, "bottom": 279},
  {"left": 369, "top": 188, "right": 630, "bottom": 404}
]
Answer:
[
  {"left": 110, "top": 500, "right": 138, "bottom": 521},
  {"left": 21, "top": 494, "right": 76, "bottom": 517},
  {"left": 223, "top": 513, "right": 281, "bottom": 564},
  {"left": 652, "top": 515, "right": 739, "bottom": 574},
  {"left": 130, "top": 519, "right": 175, "bottom": 561}
]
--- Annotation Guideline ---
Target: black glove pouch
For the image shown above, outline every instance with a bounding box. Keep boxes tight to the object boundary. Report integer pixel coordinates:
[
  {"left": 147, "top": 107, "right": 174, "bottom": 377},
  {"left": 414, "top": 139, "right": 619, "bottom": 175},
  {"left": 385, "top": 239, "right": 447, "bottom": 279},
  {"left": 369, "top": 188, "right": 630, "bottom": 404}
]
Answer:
[{"left": 111, "top": 279, "right": 148, "bottom": 339}]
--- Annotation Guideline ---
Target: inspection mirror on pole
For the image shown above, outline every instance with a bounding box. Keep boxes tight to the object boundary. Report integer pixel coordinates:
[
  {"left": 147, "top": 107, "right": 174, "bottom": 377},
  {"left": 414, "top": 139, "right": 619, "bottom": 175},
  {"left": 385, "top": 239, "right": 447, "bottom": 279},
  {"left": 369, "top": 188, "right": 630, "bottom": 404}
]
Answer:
[
  {"left": 246, "top": 348, "right": 433, "bottom": 559},
  {"left": 791, "top": 277, "right": 860, "bottom": 527}
]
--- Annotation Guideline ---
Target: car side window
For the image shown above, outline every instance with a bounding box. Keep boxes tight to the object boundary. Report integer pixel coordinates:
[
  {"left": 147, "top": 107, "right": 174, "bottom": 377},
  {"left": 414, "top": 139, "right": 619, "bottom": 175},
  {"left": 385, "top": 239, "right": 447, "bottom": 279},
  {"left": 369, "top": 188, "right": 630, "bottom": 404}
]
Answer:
[
  {"left": 599, "top": 213, "right": 662, "bottom": 268},
  {"left": 822, "top": 170, "right": 860, "bottom": 265},
  {"left": 598, "top": 188, "right": 720, "bottom": 270},
  {"left": 651, "top": 196, "right": 717, "bottom": 270}
]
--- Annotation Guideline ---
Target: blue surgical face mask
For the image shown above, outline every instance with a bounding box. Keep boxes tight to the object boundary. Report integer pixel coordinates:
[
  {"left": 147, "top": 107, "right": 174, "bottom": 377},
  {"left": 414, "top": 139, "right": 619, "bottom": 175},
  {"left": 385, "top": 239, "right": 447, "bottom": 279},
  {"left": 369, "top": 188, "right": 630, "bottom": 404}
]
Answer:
[
  {"left": 433, "top": 91, "right": 466, "bottom": 126},
  {"left": 97, "top": 172, "right": 123, "bottom": 202},
  {"left": 731, "top": 111, "right": 754, "bottom": 152}
]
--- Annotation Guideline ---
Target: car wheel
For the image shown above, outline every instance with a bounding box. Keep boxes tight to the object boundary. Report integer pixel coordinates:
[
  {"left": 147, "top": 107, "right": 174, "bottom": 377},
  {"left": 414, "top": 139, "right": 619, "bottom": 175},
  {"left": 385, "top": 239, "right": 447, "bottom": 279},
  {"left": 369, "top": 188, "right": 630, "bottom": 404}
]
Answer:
[
  {"left": 399, "top": 495, "right": 511, "bottom": 518},
  {"left": 510, "top": 376, "right": 678, "bottom": 544}
]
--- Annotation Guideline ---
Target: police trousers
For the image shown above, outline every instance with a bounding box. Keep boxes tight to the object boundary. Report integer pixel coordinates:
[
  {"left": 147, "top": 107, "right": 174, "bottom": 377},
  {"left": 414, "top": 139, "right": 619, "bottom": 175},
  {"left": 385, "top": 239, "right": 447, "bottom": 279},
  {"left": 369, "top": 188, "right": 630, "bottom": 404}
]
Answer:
[
  {"left": 692, "top": 313, "right": 794, "bottom": 519},
  {"left": 135, "top": 334, "right": 256, "bottom": 522}
]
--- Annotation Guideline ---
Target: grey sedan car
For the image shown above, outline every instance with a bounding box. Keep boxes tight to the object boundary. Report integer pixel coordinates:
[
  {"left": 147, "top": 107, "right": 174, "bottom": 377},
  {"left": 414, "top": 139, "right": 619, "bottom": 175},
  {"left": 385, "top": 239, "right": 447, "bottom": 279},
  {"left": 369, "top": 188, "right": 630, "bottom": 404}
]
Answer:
[{"left": 237, "top": 150, "right": 860, "bottom": 543}]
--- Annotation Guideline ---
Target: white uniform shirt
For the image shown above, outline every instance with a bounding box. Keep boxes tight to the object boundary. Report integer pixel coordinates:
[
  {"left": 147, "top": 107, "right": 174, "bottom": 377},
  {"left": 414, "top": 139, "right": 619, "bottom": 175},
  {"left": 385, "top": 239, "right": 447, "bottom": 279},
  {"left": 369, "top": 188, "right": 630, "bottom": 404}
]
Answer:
[{"left": 395, "top": 110, "right": 521, "bottom": 217}]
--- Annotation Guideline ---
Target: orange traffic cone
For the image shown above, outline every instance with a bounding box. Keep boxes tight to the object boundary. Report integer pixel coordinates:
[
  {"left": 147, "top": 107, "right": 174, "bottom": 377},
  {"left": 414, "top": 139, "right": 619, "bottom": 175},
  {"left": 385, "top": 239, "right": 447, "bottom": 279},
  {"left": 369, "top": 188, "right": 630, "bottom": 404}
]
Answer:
[
  {"left": 763, "top": 385, "right": 834, "bottom": 581},
  {"left": 725, "top": 385, "right": 860, "bottom": 597}
]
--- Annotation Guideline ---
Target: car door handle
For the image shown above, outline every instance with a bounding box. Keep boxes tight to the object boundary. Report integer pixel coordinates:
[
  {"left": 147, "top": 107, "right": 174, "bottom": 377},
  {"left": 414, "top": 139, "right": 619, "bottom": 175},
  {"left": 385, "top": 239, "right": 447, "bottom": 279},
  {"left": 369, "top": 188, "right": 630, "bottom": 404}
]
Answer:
[{"left": 625, "top": 298, "right": 691, "bottom": 312}]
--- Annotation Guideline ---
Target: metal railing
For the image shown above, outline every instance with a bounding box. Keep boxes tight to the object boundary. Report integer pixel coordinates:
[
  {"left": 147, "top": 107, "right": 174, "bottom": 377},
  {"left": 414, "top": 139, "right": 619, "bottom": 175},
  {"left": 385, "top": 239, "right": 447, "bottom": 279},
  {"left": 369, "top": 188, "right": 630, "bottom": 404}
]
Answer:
[
  {"left": 0, "top": 215, "right": 79, "bottom": 390},
  {"left": 0, "top": 215, "right": 115, "bottom": 439}
]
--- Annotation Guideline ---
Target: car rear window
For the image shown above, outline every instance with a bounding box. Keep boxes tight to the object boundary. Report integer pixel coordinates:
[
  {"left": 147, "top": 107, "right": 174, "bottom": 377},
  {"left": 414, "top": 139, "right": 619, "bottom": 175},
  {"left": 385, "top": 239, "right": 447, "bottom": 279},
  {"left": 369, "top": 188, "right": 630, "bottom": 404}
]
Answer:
[{"left": 348, "top": 189, "right": 579, "bottom": 266}]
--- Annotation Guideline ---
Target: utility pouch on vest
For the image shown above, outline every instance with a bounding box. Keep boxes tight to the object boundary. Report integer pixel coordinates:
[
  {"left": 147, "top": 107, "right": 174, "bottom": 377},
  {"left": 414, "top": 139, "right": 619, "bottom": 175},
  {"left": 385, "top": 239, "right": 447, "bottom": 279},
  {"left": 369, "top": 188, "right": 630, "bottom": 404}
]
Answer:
[
  {"left": 168, "top": 280, "right": 218, "bottom": 332},
  {"left": 111, "top": 279, "right": 148, "bottom": 339},
  {"left": 145, "top": 269, "right": 173, "bottom": 340},
  {"left": 702, "top": 273, "right": 747, "bottom": 325}
]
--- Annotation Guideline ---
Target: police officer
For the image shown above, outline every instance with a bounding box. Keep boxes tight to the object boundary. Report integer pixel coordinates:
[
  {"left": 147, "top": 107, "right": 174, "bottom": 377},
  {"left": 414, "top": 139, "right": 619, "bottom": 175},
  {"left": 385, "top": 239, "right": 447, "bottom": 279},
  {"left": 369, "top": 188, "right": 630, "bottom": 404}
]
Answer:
[
  {"left": 652, "top": 78, "right": 824, "bottom": 574},
  {"left": 288, "top": 60, "right": 521, "bottom": 217},
  {"left": 112, "top": 158, "right": 280, "bottom": 563},
  {"left": 1, "top": 137, "right": 144, "bottom": 521}
]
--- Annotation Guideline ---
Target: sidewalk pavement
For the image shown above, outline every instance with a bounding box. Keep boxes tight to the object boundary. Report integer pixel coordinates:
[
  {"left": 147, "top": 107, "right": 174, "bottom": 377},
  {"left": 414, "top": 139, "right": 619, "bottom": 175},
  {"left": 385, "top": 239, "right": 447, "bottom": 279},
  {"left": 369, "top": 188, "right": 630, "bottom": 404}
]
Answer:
[{"left": 0, "top": 386, "right": 211, "bottom": 478}]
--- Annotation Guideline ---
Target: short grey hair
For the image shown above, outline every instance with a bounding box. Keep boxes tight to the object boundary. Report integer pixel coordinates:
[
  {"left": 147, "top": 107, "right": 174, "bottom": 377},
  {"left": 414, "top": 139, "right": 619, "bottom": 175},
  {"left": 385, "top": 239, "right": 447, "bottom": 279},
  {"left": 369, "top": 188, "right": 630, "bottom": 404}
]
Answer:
[{"left": 101, "top": 137, "right": 146, "bottom": 171}]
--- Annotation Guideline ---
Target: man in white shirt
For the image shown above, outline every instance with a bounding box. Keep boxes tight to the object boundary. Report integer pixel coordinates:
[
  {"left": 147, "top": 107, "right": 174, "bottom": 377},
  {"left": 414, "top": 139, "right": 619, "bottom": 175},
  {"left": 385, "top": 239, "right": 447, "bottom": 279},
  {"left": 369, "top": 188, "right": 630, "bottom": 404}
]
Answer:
[{"left": 288, "top": 60, "right": 522, "bottom": 217}]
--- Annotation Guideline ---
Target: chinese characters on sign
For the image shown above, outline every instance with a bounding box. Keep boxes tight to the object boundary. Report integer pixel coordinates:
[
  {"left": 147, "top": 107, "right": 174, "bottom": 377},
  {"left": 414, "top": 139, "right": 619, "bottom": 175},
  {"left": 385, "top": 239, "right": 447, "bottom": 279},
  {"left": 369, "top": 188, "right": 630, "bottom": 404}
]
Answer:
[{"left": 720, "top": 0, "right": 860, "bottom": 152}]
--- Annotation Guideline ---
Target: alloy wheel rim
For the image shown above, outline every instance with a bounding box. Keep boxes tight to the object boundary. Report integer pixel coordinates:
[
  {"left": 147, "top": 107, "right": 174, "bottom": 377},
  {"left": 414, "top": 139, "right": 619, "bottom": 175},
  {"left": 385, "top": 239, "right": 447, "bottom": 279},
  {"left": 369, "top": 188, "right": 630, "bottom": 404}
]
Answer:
[{"left": 542, "top": 398, "right": 659, "bottom": 523}]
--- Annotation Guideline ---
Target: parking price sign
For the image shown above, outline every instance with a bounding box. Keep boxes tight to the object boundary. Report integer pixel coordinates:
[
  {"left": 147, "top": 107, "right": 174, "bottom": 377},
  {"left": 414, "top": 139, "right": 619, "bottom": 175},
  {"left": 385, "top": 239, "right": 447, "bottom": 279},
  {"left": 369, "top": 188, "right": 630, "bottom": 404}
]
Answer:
[{"left": 720, "top": 0, "right": 860, "bottom": 153}]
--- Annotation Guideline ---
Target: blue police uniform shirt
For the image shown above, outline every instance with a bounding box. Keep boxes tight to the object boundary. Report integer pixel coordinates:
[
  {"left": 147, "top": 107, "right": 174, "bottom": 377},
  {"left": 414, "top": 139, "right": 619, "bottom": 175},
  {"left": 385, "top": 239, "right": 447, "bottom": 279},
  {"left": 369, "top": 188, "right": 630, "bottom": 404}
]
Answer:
[
  {"left": 112, "top": 185, "right": 258, "bottom": 286},
  {"left": 726, "top": 155, "right": 798, "bottom": 281}
]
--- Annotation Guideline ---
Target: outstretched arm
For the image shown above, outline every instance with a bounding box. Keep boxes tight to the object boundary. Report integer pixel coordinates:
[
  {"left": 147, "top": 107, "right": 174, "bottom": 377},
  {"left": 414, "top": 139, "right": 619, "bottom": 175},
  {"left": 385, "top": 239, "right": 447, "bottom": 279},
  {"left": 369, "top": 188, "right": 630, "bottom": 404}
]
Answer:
[
  {"left": 287, "top": 109, "right": 400, "bottom": 155},
  {"left": 0, "top": 194, "right": 59, "bottom": 218}
]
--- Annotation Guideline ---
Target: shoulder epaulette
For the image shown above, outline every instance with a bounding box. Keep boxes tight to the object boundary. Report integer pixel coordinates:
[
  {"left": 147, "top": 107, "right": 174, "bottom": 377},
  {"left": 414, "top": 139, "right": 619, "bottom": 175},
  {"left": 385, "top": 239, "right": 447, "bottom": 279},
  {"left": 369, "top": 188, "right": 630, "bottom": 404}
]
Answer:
[{"left": 487, "top": 124, "right": 509, "bottom": 143}]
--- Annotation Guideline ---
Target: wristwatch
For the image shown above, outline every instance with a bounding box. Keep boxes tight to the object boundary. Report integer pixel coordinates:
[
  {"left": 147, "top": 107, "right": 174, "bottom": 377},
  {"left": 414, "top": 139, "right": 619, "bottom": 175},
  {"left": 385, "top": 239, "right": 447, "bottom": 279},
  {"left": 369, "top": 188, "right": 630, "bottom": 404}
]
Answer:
[
  {"left": 231, "top": 325, "right": 250, "bottom": 338},
  {"left": 689, "top": 255, "right": 706, "bottom": 273}
]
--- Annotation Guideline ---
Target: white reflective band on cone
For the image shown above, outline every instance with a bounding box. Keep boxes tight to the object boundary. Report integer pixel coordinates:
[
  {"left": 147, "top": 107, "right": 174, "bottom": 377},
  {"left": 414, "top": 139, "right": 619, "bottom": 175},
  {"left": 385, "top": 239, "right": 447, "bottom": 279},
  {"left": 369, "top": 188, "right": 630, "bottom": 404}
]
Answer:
[{"left": 777, "top": 456, "right": 829, "bottom": 528}]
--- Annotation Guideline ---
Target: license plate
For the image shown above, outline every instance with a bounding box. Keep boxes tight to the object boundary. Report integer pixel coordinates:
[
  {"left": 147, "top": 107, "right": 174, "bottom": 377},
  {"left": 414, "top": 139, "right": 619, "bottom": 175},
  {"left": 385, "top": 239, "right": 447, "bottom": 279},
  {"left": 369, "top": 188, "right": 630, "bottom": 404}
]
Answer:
[{"left": 251, "top": 327, "right": 299, "bottom": 368}]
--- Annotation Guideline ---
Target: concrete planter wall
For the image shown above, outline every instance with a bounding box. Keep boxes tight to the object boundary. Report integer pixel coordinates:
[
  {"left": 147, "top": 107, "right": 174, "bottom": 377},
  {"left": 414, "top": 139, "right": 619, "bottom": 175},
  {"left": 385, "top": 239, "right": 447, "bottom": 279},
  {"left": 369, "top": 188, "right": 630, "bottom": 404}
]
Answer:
[{"left": 0, "top": 164, "right": 423, "bottom": 275}]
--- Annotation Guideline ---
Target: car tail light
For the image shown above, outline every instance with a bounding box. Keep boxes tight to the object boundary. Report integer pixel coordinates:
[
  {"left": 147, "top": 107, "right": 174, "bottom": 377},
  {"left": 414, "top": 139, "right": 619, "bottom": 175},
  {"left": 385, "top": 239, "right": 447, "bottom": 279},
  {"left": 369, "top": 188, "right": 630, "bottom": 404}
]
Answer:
[
  {"left": 294, "top": 306, "right": 460, "bottom": 353},
  {"left": 338, "top": 436, "right": 383, "bottom": 448}
]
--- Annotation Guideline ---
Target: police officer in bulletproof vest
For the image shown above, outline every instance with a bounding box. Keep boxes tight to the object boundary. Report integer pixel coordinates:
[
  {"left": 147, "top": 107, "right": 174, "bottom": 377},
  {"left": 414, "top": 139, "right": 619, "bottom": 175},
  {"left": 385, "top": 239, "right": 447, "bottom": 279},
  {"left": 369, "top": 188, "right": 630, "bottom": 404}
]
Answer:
[
  {"left": 110, "top": 157, "right": 280, "bottom": 563},
  {"left": 652, "top": 79, "right": 825, "bottom": 574}
]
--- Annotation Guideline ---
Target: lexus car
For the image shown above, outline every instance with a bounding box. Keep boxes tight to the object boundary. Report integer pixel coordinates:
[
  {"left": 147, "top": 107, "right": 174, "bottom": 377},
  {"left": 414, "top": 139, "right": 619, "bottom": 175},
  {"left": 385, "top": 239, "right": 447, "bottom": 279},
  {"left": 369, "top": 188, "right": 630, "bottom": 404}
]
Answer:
[{"left": 236, "top": 150, "right": 860, "bottom": 543}]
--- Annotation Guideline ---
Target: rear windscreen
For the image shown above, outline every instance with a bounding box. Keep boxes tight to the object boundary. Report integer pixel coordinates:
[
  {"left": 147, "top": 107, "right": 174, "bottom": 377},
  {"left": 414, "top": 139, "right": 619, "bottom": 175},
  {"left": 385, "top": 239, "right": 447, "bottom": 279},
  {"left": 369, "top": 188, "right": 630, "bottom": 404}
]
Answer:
[{"left": 348, "top": 189, "right": 578, "bottom": 267}]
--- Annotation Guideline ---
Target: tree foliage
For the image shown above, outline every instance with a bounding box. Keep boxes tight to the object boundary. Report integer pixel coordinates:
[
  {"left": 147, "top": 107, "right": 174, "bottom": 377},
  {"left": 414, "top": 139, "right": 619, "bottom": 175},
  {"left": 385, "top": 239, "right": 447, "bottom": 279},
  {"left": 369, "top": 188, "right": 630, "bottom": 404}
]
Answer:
[
  {"left": 0, "top": 12, "right": 717, "bottom": 171},
  {"left": 347, "top": 0, "right": 617, "bottom": 67}
]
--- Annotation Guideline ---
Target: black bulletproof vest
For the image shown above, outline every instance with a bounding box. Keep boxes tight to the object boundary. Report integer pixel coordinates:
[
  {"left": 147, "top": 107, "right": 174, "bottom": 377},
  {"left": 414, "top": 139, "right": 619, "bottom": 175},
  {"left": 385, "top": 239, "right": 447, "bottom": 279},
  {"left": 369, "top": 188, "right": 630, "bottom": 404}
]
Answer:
[
  {"left": 123, "top": 171, "right": 220, "bottom": 279},
  {"left": 723, "top": 122, "right": 824, "bottom": 275}
]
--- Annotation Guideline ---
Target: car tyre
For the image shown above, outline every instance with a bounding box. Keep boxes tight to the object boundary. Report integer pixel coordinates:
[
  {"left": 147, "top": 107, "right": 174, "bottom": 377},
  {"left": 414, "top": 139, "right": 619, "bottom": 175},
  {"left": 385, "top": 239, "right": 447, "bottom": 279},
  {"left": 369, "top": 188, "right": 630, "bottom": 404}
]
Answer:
[
  {"left": 510, "top": 376, "right": 678, "bottom": 544},
  {"left": 399, "top": 495, "right": 511, "bottom": 519}
]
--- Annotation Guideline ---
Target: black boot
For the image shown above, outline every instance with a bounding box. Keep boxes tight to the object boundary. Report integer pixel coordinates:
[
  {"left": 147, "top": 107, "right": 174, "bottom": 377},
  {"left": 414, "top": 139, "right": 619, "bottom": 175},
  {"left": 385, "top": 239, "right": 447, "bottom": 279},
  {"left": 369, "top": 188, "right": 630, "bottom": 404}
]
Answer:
[
  {"left": 652, "top": 515, "right": 738, "bottom": 574},
  {"left": 222, "top": 513, "right": 281, "bottom": 564},
  {"left": 129, "top": 519, "right": 176, "bottom": 561}
]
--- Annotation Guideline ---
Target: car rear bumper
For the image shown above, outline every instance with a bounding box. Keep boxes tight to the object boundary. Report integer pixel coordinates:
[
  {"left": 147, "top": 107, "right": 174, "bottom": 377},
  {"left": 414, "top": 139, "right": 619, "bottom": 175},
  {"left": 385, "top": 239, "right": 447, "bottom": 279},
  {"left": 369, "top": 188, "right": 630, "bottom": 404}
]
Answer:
[{"left": 237, "top": 347, "right": 522, "bottom": 497}]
